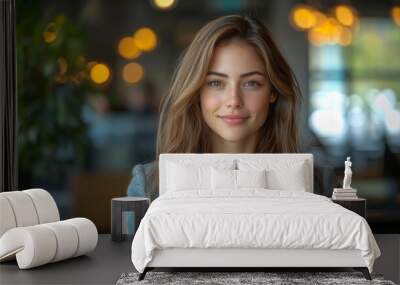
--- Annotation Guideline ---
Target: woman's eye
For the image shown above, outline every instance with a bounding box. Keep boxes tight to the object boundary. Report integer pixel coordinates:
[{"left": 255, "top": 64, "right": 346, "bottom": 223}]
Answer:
[
  {"left": 207, "top": 80, "right": 223, "bottom": 88},
  {"left": 243, "top": 80, "right": 262, "bottom": 88}
]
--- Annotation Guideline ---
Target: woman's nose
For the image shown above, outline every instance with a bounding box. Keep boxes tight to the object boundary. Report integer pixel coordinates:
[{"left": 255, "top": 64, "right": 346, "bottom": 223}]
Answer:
[{"left": 225, "top": 85, "right": 243, "bottom": 108}]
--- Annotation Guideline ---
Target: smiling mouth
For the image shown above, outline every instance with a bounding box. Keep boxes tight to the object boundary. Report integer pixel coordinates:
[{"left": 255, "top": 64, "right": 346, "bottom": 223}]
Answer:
[{"left": 218, "top": 116, "right": 249, "bottom": 125}]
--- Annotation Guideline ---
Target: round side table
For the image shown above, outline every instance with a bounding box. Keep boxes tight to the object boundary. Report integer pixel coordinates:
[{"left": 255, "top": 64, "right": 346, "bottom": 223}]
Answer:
[{"left": 111, "top": 197, "right": 150, "bottom": 242}]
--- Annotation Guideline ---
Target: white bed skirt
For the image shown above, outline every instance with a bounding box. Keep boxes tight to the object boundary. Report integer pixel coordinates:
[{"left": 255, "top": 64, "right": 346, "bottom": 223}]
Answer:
[{"left": 147, "top": 248, "right": 366, "bottom": 268}]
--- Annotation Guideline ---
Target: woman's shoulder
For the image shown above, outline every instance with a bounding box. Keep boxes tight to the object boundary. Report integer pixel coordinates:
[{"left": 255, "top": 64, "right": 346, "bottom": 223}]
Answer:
[
  {"left": 131, "top": 161, "right": 156, "bottom": 173},
  {"left": 142, "top": 161, "right": 157, "bottom": 174}
]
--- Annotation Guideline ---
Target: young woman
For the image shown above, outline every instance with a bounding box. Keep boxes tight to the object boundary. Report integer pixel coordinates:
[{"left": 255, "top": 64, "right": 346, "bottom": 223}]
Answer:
[{"left": 127, "top": 14, "right": 302, "bottom": 201}]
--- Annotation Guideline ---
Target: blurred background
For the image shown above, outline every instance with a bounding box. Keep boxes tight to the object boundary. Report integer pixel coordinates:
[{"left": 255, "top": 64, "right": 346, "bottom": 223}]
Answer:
[{"left": 16, "top": 0, "right": 400, "bottom": 233}]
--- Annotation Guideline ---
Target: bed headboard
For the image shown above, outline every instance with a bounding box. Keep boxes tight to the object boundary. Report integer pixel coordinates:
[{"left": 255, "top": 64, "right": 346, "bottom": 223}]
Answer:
[{"left": 159, "top": 153, "right": 314, "bottom": 195}]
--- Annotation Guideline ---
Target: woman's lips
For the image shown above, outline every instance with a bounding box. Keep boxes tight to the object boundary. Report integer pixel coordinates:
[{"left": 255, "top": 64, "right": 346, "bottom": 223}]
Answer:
[{"left": 218, "top": 116, "right": 249, "bottom": 125}]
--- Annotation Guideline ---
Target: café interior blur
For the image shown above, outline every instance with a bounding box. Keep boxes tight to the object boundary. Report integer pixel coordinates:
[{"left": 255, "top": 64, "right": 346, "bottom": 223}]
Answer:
[{"left": 16, "top": 0, "right": 400, "bottom": 233}]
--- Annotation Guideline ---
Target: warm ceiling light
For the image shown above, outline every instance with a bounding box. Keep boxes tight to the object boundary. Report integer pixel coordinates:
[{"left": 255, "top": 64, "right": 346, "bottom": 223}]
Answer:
[
  {"left": 318, "top": 18, "right": 336, "bottom": 37},
  {"left": 290, "top": 4, "right": 358, "bottom": 46},
  {"left": 312, "top": 10, "right": 328, "bottom": 27},
  {"left": 392, "top": 6, "right": 400, "bottom": 26},
  {"left": 43, "top": 23, "right": 57, "bottom": 44},
  {"left": 290, "top": 5, "right": 317, "bottom": 30},
  {"left": 330, "top": 18, "right": 344, "bottom": 42},
  {"left": 90, "top": 63, "right": 111, "bottom": 84},
  {"left": 152, "top": 0, "right": 176, "bottom": 10},
  {"left": 336, "top": 26, "right": 352, "bottom": 46},
  {"left": 308, "top": 18, "right": 338, "bottom": 46},
  {"left": 122, "top": 62, "right": 144, "bottom": 84},
  {"left": 118, "top": 37, "right": 141, "bottom": 59},
  {"left": 335, "top": 5, "right": 356, "bottom": 27},
  {"left": 308, "top": 27, "right": 330, "bottom": 46},
  {"left": 134, "top": 27, "right": 157, "bottom": 52}
]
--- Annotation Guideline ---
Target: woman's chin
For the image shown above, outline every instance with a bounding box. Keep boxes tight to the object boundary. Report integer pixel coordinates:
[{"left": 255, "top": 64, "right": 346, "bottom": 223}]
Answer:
[{"left": 217, "top": 132, "right": 248, "bottom": 142}]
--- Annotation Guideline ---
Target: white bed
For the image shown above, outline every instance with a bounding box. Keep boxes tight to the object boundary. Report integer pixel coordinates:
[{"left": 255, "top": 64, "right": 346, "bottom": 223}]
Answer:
[{"left": 131, "top": 153, "right": 381, "bottom": 280}]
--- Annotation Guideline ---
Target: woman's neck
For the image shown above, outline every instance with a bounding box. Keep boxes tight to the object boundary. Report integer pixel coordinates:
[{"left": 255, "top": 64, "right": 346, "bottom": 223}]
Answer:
[{"left": 210, "top": 132, "right": 259, "bottom": 153}]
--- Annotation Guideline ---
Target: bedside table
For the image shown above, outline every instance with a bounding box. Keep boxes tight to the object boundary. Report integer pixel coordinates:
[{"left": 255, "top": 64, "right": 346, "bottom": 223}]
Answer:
[
  {"left": 331, "top": 198, "right": 366, "bottom": 218},
  {"left": 111, "top": 197, "right": 150, "bottom": 242}
]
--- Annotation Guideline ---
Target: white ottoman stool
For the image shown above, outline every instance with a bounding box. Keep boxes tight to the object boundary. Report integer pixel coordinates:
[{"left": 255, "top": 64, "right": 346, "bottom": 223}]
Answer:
[{"left": 0, "top": 189, "right": 98, "bottom": 269}]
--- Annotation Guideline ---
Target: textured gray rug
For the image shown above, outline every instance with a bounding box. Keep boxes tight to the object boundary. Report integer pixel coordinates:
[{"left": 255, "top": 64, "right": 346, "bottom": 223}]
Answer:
[{"left": 116, "top": 271, "right": 396, "bottom": 285}]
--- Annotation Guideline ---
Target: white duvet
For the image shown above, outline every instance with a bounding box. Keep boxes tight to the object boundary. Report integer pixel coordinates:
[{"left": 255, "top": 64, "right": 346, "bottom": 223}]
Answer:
[{"left": 131, "top": 189, "right": 381, "bottom": 273}]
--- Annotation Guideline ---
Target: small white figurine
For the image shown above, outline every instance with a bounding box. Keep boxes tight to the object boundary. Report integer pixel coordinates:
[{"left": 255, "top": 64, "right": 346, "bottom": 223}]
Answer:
[{"left": 343, "top": 156, "right": 352, "bottom": 189}]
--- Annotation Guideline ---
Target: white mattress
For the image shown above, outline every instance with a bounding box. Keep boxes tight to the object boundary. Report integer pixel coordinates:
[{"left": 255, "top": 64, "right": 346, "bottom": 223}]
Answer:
[{"left": 131, "top": 190, "right": 381, "bottom": 273}]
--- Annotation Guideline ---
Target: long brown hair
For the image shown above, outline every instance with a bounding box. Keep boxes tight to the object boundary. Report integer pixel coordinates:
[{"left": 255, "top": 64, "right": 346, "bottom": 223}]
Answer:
[{"left": 146, "top": 14, "right": 302, "bottom": 198}]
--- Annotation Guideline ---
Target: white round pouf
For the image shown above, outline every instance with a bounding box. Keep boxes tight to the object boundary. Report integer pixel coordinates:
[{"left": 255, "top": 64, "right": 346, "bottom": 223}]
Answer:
[
  {"left": 0, "top": 225, "right": 57, "bottom": 269},
  {"left": 0, "top": 191, "right": 39, "bottom": 227},
  {"left": 23, "top": 188, "right": 60, "bottom": 224},
  {"left": 42, "top": 221, "right": 79, "bottom": 262},
  {"left": 0, "top": 189, "right": 98, "bottom": 269},
  {"left": 65, "top": 218, "right": 98, "bottom": 257},
  {"left": 0, "top": 196, "right": 17, "bottom": 237}
]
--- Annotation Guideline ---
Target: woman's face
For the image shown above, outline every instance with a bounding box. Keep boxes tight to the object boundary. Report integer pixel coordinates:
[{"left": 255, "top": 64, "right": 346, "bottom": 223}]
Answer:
[{"left": 200, "top": 39, "right": 276, "bottom": 144}]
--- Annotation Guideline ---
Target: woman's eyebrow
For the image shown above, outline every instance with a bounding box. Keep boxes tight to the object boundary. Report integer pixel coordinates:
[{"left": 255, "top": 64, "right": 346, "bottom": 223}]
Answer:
[{"left": 207, "top": 71, "right": 266, "bottom": 78}]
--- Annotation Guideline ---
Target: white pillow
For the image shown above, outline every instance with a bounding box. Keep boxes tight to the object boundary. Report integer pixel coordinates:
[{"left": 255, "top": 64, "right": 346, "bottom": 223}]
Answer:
[
  {"left": 238, "top": 159, "right": 308, "bottom": 191},
  {"left": 211, "top": 168, "right": 236, "bottom": 190},
  {"left": 237, "top": 169, "right": 267, "bottom": 188},
  {"left": 211, "top": 168, "right": 267, "bottom": 190},
  {"left": 167, "top": 160, "right": 235, "bottom": 192},
  {"left": 266, "top": 164, "right": 306, "bottom": 191}
]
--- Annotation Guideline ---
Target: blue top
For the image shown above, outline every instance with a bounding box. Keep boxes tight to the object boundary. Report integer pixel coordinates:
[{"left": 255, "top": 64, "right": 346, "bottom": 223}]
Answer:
[{"left": 126, "top": 161, "right": 158, "bottom": 202}]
